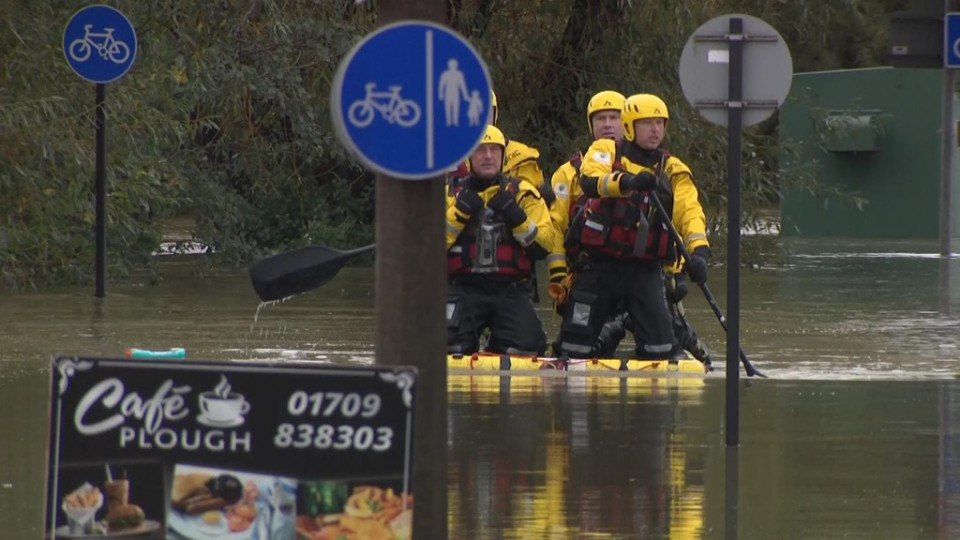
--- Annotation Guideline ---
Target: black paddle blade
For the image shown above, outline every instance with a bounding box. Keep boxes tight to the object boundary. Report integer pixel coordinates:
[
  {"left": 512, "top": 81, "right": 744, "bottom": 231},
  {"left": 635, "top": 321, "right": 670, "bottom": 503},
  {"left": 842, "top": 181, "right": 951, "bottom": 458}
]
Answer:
[{"left": 248, "top": 244, "right": 375, "bottom": 302}]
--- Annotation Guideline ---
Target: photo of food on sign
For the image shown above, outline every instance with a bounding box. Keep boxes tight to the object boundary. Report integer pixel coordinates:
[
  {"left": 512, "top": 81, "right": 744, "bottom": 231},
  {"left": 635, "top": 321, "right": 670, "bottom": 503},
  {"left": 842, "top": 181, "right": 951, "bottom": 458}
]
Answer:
[
  {"left": 51, "top": 462, "right": 164, "bottom": 539},
  {"left": 167, "top": 464, "right": 296, "bottom": 539},
  {"left": 294, "top": 480, "right": 412, "bottom": 540}
]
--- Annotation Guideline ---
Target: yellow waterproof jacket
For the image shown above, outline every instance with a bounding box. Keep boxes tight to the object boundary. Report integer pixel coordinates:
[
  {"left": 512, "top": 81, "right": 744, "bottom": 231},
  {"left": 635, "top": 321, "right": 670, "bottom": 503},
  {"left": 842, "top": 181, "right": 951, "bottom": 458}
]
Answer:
[
  {"left": 503, "top": 140, "right": 544, "bottom": 188},
  {"left": 444, "top": 176, "right": 560, "bottom": 260},
  {"left": 544, "top": 157, "right": 583, "bottom": 284},
  {"left": 579, "top": 139, "right": 709, "bottom": 255}
]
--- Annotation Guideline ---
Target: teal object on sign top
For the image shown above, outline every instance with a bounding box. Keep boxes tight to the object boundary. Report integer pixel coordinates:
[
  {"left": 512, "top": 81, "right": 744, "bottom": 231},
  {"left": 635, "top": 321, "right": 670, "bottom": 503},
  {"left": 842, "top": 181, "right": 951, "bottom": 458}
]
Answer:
[{"left": 125, "top": 347, "right": 186, "bottom": 359}]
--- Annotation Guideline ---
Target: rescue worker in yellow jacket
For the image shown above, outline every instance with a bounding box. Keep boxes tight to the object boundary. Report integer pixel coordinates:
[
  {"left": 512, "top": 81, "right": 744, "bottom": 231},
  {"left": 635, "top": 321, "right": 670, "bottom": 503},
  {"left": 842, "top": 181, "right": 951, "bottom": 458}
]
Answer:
[
  {"left": 445, "top": 125, "right": 557, "bottom": 355},
  {"left": 555, "top": 94, "right": 710, "bottom": 359},
  {"left": 492, "top": 90, "right": 544, "bottom": 187},
  {"left": 449, "top": 90, "right": 545, "bottom": 187},
  {"left": 450, "top": 89, "right": 561, "bottom": 301},
  {"left": 546, "top": 90, "right": 626, "bottom": 301}
]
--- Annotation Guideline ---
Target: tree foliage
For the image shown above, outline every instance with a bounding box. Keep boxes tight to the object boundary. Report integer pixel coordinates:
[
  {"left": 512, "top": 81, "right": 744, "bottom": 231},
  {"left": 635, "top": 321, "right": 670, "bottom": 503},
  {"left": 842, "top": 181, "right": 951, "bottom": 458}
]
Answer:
[{"left": 0, "top": 0, "right": 912, "bottom": 289}]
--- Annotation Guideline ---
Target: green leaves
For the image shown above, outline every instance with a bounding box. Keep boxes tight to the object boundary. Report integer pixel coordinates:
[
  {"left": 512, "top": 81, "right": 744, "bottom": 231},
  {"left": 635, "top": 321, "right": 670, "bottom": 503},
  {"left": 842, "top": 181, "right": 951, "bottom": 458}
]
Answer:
[
  {"left": 1, "top": 1, "right": 902, "bottom": 290},
  {"left": 1, "top": 2, "right": 373, "bottom": 289}
]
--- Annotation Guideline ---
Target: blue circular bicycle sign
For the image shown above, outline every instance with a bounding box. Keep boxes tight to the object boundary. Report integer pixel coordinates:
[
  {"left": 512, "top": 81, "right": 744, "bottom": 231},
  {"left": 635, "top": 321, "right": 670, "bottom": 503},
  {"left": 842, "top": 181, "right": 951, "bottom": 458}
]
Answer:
[
  {"left": 62, "top": 5, "right": 137, "bottom": 84},
  {"left": 331, "top": 21, "right": 492, "bottom": 180}
]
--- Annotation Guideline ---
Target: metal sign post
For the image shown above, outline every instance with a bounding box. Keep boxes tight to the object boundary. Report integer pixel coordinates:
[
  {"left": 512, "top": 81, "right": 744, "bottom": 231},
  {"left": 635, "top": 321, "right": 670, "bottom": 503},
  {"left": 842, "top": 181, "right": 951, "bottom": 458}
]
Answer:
[
  {"left": 941, "top": 12, "right": 959, "bottom": 312},
  {"left": 680, "top": 14, "right": 791, "bottom": 538},
  {"left": 62, "top": 5, "right": 137, "bottom": 298},
  {"left": 331, "top": 10, "right": 490, "bottom": 538},
  {"left": 679, "top": 14, "right": 792, "bottom": 446}
]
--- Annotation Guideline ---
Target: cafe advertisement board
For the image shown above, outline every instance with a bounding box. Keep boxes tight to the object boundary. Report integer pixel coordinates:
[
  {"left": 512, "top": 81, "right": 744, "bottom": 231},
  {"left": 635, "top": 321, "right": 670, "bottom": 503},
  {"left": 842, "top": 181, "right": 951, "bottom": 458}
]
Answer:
[{"left": 44, "top": 356, "right": 416, "bottom": 539}]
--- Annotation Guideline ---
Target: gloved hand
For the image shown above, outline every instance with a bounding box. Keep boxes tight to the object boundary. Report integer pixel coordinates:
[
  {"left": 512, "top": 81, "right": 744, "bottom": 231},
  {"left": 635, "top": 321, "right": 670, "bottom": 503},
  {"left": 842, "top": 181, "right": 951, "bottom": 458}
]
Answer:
[
  {"left": 620, "top": 171, "right": 657, "bottom": 193},
  {"left": 454, "top": 189, "right": 484, "bottom": 217},
  {"left": 487, "top": 190, "right": 527, "bottom": 227},
  {"left": 666, "top": 273, "right": 689, "bottom": 303},
  {"left": 547, "top": 272, "right": 568, "bottom": 301},
  {"left": 547, "top": 272, "right": 574, "bottom": 314},
  {"left": 685, "top": 247, "right": 710, "bottom": 284}
]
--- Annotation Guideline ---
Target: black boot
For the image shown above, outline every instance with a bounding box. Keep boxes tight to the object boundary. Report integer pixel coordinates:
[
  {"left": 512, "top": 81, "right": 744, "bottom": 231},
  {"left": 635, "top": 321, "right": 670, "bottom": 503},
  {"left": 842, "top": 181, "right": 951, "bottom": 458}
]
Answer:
[{"left": 595, "top": 313, "right": 628, "bottom": 357}]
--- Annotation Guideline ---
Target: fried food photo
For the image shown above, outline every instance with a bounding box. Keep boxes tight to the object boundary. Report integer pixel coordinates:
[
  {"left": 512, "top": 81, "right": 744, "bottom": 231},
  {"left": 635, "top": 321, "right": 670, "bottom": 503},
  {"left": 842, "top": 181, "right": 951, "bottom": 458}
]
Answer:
[
  {"left": 343, "top": 485, "right": 406, "bottom": 522},
  {"left": 105, "top": 504, "right": 145, "bottom": 530},
  {"left": 63, "top": 484, "right": 103, "bottom": 510},
  {"left": 296, "top": 484, "right": 413, "bottom": 540},
  {"left": 171, "top": 473, "right": 214, "bottom": 507}
]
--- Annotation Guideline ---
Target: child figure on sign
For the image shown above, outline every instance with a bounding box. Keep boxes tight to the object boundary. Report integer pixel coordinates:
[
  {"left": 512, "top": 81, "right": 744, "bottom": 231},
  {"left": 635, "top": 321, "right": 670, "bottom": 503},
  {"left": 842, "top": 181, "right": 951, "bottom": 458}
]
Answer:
[{"left": 467, "top": 90, "right": 484, "bottom": 126}]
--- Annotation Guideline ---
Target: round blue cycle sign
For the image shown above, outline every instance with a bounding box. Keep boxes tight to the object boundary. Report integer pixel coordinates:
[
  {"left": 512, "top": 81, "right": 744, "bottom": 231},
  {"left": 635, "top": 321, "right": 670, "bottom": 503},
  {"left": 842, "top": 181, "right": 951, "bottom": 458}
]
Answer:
[{"left": 62, "top": 5, "right": 137, "bottom": 84}]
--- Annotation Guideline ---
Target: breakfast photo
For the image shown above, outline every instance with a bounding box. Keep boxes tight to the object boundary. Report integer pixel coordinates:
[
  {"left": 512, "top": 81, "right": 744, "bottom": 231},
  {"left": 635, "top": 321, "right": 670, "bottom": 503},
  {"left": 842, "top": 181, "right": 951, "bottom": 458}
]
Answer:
[{"left": 167, "top": 464, "right": 296, "bottom": 539}]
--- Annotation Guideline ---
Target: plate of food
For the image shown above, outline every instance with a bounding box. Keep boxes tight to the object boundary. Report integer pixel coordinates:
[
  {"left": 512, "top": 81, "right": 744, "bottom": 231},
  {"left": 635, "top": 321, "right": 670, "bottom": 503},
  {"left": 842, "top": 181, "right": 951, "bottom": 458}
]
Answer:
[
  {"left": 54, "top": 520, "right": 161, "bottom": 539},
  {"left": 167, "top": 465, "right": 293, "bottom": 540},
  {"left": 295, "top": 483, "right": 412, "bottom": 540}
]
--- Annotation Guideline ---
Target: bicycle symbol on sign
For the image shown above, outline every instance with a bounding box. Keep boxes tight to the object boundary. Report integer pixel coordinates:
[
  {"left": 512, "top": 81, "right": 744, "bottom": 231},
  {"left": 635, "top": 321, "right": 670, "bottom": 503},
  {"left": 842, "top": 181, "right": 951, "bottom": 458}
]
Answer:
[
  {"left": 68, "top": 25, "right": 131, "bottom": 64},
  {"left": 348, "top": 83, "right": 421, "bottom": 128}
]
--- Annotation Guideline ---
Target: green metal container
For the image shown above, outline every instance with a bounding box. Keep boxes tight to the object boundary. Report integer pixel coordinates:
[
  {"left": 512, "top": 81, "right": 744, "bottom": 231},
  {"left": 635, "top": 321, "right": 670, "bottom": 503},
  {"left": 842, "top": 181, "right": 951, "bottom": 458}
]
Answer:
[{"left": 779, "top": 67, "right": 959, "bottom": 239}]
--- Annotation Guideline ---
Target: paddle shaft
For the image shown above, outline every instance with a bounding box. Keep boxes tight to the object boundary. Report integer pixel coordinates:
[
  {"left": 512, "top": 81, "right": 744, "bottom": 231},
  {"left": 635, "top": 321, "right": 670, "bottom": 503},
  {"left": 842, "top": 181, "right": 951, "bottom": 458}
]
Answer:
[
  {"left": 340, "top": 244, "right": 377, "bottom": 259},
  {"left": 647, "top": 190, "right": 765, "bottom": 378}
]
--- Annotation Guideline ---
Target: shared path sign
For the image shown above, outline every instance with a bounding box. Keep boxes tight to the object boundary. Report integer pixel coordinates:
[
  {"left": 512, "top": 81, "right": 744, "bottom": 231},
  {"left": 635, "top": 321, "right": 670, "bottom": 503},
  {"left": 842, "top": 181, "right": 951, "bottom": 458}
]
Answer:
[{"left": 331, "top": 21, "right": 492, "bottom": 180}]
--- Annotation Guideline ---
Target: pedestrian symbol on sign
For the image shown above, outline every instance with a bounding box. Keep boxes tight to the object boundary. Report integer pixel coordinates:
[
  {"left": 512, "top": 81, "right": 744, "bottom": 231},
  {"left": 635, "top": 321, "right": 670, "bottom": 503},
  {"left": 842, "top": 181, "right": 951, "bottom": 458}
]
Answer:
[{"left": 438, "top": 58, "right": 487, "bottom": 127}]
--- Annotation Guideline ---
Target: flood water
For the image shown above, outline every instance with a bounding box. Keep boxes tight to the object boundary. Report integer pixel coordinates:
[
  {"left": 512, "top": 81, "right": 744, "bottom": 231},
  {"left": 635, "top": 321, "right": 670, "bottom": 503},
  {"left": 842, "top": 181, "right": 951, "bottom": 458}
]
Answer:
[{"left": 2, "top": 237, "right": 959, "bottom": 538}]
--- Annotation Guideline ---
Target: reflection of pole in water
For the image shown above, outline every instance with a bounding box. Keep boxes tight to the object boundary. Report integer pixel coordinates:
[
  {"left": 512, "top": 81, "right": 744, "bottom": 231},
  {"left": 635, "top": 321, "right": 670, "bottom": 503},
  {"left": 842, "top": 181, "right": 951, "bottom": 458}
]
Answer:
[
  {"left": 90, "top": 297, "right": 106, "bottom": 342},
  {"left": 940, "top": 255, "right": 951, "bottom": 316},
  {"left": 725, "top": 446, "right": 739, "bottom": 540},
  {"left": 940, "top": 382, "right": 960, "bottom": 535}
]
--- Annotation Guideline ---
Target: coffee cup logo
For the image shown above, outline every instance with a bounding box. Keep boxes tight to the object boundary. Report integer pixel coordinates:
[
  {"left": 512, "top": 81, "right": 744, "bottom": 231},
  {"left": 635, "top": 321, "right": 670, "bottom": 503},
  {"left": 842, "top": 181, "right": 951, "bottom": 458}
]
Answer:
[{"left": 197, "top": 375, "right": 249, "bottom": 428}]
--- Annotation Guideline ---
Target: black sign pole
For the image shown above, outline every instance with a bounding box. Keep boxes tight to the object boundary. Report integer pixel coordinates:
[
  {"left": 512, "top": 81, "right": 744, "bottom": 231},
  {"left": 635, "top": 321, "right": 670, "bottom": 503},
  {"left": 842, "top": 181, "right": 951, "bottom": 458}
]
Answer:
[
  {"left": 725, "top": 17, "right": 744, "bottom": 448},
  {"left": 95, "top": 83, "right": 106, "bottom": 298},
  {"left": 376, "top": 2, "right": 448, "bottom": 539},
  {"left": 939, "top": 64, "right": 955, "bottom": 314}
]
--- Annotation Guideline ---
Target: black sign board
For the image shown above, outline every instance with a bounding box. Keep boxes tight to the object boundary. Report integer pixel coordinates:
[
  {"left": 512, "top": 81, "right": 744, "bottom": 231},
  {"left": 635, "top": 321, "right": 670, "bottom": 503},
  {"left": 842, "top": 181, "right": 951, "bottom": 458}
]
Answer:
[{"left": 45, "top": 356, "right": 416, "bottom": 539}]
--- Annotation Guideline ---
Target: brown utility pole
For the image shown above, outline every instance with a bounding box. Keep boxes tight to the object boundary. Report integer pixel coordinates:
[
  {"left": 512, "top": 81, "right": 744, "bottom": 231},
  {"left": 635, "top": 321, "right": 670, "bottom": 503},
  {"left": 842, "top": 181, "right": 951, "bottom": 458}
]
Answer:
[{"left": 375, "top": 1, "right": 449, "bottom": 539}]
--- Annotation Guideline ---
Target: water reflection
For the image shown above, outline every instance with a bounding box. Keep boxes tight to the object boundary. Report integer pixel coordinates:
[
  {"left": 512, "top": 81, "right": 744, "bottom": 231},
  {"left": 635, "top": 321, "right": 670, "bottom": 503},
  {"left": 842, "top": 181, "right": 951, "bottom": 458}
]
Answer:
[
  {"left": 448, "top": 374, "right": 708, "bottom": 539},
  {"left": 2, "top": 239, "right": 960, "bottom": 538},
  {"left": 941, "top": 382, "right": 960, "bottom": 537}
]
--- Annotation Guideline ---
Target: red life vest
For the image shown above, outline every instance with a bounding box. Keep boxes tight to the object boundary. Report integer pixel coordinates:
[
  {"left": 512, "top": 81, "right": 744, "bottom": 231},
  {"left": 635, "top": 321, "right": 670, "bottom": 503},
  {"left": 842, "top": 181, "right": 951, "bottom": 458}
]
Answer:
[
  {"left": 565, "top": 151, "right": 673, "bottom": 261},
  {"left": 447, "top": 177, "right": 534, "bottom": 277}
]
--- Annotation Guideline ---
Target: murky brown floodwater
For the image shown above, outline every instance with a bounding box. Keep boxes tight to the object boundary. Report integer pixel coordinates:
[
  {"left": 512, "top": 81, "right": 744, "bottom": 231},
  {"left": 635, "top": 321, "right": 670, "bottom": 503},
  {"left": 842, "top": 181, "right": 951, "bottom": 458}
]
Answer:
[{"left": 2, "top": 237, "right": 959, "bottom": 538}]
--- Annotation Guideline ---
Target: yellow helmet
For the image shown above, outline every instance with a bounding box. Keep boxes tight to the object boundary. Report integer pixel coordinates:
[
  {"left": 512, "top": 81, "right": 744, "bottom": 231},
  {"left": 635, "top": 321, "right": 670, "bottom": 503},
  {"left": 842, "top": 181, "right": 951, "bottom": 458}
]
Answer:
[
  {"left": 490, "top": 89, "right": 499, "bottom": 126},
  {"left": 586, "top": 90, "right": 626, "bottom": 133},
  {"left": 480, "top": 124, "right": 506, "bottom": 150},
  {"left": 468, "top": 125, "right": 506, "bottom": 175},
  {"left": 622, "top": 93, "right": 669, "bottom": 142}
]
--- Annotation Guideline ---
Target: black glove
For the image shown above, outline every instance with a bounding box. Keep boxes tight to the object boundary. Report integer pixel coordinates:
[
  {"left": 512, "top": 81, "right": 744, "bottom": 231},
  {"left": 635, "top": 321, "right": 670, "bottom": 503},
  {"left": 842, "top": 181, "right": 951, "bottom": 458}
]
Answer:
[
  {"left": 685, "top": 247, "right": 710, "bottom": 284},
  {"left": 487, "top": 190, "right": 527, "bottom": 227},
  {"left": 621, "top": 171, "right": 657, "bottom": 192},
  {"left": 454, "top": 189, "right": 483, "bottom": 216},
  {"left": 666, "top": 273, "right": 689, "bottom": 303}
]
